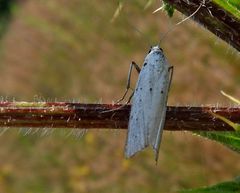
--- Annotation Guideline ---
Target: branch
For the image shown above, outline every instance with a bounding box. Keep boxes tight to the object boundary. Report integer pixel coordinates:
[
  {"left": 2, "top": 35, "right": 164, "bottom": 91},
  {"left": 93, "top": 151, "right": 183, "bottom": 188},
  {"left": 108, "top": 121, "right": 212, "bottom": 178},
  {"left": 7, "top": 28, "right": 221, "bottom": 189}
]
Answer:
[
  {"left": 0, "top": 102, "right": 238, "bottom": 131},
  {"left": 165, "top": 0, "right": 240, "bottom": 51}
]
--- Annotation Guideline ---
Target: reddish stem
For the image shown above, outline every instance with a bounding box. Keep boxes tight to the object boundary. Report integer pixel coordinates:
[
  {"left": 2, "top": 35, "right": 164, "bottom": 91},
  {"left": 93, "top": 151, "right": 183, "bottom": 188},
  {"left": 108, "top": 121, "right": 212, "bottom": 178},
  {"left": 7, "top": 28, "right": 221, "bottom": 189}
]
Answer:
[
  {"left": 165, "top": 0, "right": 240, "bottom": 51},
  {"left": 0, "top": 102, "right": 238, "bottom": 131}
]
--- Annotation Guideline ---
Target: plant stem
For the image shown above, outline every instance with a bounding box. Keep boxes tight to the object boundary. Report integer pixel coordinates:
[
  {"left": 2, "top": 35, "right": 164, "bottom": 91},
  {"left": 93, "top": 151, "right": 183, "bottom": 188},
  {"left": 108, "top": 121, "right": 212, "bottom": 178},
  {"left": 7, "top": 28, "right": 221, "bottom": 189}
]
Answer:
[
  {"left": 0, "top": 102, "right": 238, "bottom": 131},
  {"left": 165, "top": 0, "right": 240, "bottom": 51}
]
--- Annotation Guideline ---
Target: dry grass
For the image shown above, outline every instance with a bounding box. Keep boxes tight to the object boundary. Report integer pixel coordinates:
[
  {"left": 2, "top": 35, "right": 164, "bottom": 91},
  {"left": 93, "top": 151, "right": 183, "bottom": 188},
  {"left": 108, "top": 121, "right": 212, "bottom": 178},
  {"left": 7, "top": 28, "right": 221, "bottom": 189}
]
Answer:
[{"left": 0, "top": 0, "right": 239, "bottom": 192}]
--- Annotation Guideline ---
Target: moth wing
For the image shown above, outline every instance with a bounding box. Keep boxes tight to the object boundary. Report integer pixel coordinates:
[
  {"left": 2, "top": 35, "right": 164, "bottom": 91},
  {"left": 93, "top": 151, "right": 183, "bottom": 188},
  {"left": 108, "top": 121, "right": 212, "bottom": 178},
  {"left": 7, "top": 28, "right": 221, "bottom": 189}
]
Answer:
[
  {"left": 125, "top": 68, "right": 150, "bottom": 158},
  {"left": 149, "top": 68, "right": 170, "bottom": 161},
  {"left": 143, "top": 58, "right": 170, "bottom": 161},
  {"left": 125, "top": 53, "right": 171, "bottom": 160}
]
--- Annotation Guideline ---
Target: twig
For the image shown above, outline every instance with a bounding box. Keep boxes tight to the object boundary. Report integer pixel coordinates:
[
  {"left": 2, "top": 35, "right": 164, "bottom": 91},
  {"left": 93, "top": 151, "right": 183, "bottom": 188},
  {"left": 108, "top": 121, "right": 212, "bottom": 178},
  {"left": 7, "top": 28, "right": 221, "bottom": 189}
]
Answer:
[
  {"left": 0, "top": 102, "right": 238, "bottom": 131},
  {"left": 165, "top": 0, "right": 240, "bottom": 51}
]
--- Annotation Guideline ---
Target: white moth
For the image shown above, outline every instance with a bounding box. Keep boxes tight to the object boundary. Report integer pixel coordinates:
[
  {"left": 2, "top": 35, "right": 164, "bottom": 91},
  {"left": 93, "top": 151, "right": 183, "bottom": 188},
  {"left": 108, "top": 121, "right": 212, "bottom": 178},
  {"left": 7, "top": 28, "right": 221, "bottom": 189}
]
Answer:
[{"left": 125, "top": 45, "right": 173, "bottom": 162}]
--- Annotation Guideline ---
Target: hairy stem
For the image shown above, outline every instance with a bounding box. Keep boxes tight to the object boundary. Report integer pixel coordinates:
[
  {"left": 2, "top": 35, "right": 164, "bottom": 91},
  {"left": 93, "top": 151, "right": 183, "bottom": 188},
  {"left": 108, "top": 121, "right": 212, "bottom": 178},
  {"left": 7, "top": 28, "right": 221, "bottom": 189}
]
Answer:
[
  {"left": 165, "top": 0, "right": 240, "bottom": 51},
  {"left": 0, "top": 102, "right": 238, "bottom": 131}
]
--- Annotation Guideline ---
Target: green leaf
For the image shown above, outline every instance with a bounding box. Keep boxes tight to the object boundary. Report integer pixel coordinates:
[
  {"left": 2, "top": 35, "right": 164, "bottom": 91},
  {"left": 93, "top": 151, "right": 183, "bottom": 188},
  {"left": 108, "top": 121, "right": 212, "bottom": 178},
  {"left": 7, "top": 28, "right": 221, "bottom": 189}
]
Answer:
[
  {"left": 153, "top": 1, "right": 175, "bottom": 17},
  {"left": 210, "top": 112, "right": 240, "bottom": 131},
  {"left": 195, "top": 131, "right": 240, "bottom": 153},
  {"left": 196, "top": 91, "right": 240, "bottom": 153},
  {"left": 213, "top": 0, "right": 240, "bottom": 19},
  {"left": 180, "top": 176, "right": 240, "bottom": 193},
  {"left": 163, "top": 1, "right": 174, "bottom": 17}
]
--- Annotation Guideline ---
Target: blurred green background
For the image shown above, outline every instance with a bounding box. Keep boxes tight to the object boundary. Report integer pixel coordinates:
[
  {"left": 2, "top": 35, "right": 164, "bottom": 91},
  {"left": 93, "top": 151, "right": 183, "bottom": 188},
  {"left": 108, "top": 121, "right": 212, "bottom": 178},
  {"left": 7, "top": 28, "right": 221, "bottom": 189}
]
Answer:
[{"left": 0, "top": 0, "right": 239, "bottom": 192}]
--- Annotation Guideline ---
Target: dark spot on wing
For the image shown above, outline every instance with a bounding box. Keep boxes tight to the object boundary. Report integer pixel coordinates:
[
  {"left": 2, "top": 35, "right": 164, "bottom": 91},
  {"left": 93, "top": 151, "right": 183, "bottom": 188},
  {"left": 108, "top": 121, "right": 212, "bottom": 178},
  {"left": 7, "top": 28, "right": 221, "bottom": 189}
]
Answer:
[
  {"left": 140, "top": 88, "right": 142, "bottom": 90},
  {"left": 150, "top": 88, "right": 152, "bottom": 91},
  {"left": 161, "top": 90, "right": 164, "bottom": 94},
  {"left": 143, "top": 62, "right": 147, "bottom": 66}
]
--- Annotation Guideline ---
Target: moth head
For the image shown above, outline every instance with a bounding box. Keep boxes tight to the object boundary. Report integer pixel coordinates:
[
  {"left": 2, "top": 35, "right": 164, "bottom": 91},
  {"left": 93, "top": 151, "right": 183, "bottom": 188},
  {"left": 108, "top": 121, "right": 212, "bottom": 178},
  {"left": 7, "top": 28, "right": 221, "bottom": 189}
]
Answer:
[
  {"left": 145, "top": 45, "right": 166, "bottom": 64},
  {"left": 148, "top": 45, "right": 163, "bottom": 54}
]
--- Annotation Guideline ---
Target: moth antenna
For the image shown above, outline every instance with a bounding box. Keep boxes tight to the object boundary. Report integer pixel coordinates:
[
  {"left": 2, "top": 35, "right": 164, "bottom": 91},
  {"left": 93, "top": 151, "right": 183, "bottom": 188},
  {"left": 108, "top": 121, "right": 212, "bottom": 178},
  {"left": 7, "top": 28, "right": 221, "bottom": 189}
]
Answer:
[
  {"left": 129, "top": 23, "right": 153, "bottom": 47},
  {"left": 159, "top": 0, "right": 205, "bottom": 44}
]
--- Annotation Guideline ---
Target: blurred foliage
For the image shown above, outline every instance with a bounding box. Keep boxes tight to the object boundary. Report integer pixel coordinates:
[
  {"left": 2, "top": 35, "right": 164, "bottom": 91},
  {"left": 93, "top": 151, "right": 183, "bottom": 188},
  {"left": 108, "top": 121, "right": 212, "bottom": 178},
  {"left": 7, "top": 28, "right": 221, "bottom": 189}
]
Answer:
[
  {"left": 192, "top": 90, "right": 240, "bottom": 192},
  {"left": 180, "top": 176, "right": 240, "bottom": 193},
  {"left": 196, "top": 92, "right": 240, "bottom": 153},
  {"left": 0, "top": 0, "right": 16, "bottom": 38},
  {"left": 162, "top": 1, "right": 174, "bottom": 17},
  {"left": 0, "top": 0, "right": 239, "bottom": 193},
  {"left": 195, "top": 132, "right": 240, "bottom": 153}
]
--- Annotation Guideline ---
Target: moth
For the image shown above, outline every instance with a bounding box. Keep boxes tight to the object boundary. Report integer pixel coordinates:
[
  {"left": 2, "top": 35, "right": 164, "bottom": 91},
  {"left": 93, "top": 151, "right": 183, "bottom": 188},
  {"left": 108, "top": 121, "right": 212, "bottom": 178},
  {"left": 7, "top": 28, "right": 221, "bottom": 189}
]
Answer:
[{"left": 122, "top": 45, "right": 173, "bottom": 162}]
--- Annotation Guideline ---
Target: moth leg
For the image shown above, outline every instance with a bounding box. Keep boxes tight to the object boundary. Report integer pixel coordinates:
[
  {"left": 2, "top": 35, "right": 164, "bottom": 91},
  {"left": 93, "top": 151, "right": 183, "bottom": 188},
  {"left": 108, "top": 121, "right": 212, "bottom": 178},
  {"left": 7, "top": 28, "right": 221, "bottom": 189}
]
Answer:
[
  {"left": 101, "top": 62, "right": 140, "bottom": 114},
  {"left": 107, "top": 91, "right": 134, "bottom": 113},
  {"left": 103, "top": 93, "right": 134, "bottom": 113},
  {"left": 168, "top": 66, "right": 174, "bottom": 92},
  {"left": 126, "top": 91, "right": 134, "bottom": 104},
  {"left": 117, "top": 61, "right": 141, "bottom": 103}
]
